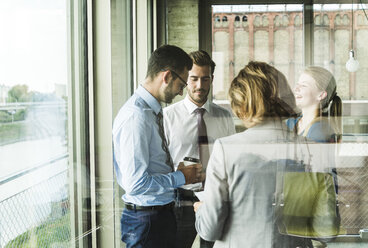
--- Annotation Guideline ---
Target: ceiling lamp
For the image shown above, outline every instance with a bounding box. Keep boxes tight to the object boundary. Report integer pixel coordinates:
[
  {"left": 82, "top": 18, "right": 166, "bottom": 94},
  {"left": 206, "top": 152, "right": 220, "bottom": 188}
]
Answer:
[
  {"left": 346, "top": 50, "right": 359, "bottom": 72},
  {"left": 346, "top": 0, "right": 359, "bottom": 72}
]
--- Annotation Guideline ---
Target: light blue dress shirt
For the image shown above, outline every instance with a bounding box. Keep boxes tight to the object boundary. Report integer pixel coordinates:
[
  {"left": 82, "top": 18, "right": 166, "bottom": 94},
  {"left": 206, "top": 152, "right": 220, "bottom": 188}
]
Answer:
[{"left": 113, "top": 85, "right": 186, "bottom": 206}]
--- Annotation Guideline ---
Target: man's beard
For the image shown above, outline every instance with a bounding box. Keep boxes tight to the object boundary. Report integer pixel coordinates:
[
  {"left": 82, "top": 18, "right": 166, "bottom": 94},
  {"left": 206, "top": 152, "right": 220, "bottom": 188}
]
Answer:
[
  {"left": 188, "top": 88, "right": 209, "bottom": 105},
  {"left": 163, "top": 80, "right": 175, "bottom": 103}
]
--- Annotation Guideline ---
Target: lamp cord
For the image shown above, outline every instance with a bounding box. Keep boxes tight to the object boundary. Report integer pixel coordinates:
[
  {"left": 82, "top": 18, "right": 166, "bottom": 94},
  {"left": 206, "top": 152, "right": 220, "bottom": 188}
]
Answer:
[
  {"left": 352, "top": 0, "right": 354, "bottom": 50},
  {"left": 359, "top": 0, "right": 368, "bottom": 22}
]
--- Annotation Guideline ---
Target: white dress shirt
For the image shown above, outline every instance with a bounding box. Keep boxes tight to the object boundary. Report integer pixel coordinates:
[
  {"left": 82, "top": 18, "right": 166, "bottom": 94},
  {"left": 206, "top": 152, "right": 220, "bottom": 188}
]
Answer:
[{"left": 163, "top": 96, "right": 236, "bottom": 190}]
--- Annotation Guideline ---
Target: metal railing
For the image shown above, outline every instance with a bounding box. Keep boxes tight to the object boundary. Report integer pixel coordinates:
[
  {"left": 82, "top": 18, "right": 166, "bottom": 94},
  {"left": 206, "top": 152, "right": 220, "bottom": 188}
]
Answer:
[
  {"left": 0, "top": 157, "right": 71, "bottom": 248},
  {"left": 337, "top": 151, "right": 368, "bottom": 234}
]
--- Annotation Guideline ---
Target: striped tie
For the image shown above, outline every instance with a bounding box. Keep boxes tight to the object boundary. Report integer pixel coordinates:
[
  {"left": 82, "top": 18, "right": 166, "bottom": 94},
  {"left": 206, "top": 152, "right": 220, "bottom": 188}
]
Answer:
[{"left": 156, "top": 112, "right": 174, "bottom": 171}]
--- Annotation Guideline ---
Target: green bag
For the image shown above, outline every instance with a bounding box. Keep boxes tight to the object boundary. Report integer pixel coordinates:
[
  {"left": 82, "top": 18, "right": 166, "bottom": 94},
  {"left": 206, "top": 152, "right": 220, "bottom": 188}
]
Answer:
[{"left": 275, "top": 171, "right": 340, "bottom": 238}]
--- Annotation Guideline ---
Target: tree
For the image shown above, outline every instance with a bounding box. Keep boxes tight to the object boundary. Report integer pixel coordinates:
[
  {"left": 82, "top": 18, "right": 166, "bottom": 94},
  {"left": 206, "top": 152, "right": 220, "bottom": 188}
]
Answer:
[{"left": 7, "top": 84, "right": 31, "bottom": 103}]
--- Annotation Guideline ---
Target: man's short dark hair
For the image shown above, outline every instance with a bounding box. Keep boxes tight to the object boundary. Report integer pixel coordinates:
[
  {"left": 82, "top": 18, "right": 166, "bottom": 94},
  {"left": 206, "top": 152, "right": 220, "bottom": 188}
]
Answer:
[
  {"left": 188, "top": 50, "right": 216, "bottom": 75},
  {"left": 146, "top": 45, "right": 193, "bottom": 79}
]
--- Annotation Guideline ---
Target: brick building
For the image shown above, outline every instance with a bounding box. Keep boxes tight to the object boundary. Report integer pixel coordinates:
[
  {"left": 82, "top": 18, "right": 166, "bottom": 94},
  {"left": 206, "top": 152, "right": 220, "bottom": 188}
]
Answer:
[{"left": 211, "top": 5, "right": 368, "bottom": 101}]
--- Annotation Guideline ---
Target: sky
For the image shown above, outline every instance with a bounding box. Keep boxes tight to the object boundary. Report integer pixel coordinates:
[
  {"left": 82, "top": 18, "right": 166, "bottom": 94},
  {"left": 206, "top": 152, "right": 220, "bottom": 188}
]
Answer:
[{"left": 0, "top": 0, "right": 67, "bottom": 93}]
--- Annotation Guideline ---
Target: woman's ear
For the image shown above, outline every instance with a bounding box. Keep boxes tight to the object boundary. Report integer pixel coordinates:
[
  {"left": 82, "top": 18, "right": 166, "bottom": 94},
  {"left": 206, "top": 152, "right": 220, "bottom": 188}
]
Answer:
[{"left": 318, "top": 91, "right": 327, "bottom": 101}]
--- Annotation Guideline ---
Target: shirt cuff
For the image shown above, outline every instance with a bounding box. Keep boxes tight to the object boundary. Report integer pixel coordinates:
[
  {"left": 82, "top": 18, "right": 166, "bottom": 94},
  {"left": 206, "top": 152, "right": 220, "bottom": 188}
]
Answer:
[{"left": 171, "top": 170, "right": 186, "bottom": 187}]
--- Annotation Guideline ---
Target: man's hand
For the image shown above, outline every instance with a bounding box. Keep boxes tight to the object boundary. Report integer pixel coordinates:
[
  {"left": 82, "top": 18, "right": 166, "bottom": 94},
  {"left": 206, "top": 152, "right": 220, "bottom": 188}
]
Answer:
[
  {"left": 177, "top": 162, "right": 205, "bottom": 185},
  {"left": 193, "top": 201, "right": 203, "bottom": 212}
]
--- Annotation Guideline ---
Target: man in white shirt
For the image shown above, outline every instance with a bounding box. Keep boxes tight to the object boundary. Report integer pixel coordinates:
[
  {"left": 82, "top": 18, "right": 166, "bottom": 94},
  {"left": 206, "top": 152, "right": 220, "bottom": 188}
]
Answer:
[{"left": 164, "top": 50, "right": 236, "bottom": 248}]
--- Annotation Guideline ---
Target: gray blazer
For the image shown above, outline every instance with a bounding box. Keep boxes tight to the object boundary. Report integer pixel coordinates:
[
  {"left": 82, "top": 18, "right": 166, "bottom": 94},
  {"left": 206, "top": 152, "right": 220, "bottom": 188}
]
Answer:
[{"left": 195, "top": 119, "right": 312, "bottom": 248}]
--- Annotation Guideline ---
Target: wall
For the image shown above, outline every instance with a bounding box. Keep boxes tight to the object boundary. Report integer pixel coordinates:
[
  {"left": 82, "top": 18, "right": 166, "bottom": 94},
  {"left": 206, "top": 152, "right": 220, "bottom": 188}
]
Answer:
[
  {"left": 166, "top": 0, "right": 199, "bottom": 103},
  {"left": 167, "top": 0, "right": 199, "bottom": 53}
]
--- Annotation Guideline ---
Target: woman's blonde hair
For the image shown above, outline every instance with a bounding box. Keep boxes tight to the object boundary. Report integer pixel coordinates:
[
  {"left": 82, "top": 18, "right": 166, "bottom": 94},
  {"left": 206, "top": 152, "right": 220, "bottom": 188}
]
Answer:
[
  {"left": 229, "top": 61, "right": 296, "bottom": 127},
  {"left": 303, "top": 66, "right": 342, "bottom": 137}
]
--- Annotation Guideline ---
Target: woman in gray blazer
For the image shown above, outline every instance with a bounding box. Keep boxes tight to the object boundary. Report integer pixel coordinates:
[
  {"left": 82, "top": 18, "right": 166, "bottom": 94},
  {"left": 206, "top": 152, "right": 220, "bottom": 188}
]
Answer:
[{"left": 194, "top": 62, "right": 312, "bottom": 248}]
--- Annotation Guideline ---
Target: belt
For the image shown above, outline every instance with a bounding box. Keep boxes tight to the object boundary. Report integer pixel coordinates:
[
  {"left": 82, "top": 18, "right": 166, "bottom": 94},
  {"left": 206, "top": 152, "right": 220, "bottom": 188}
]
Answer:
[{"left": 124, "top": 201, "right": 175, "bottom": 211}]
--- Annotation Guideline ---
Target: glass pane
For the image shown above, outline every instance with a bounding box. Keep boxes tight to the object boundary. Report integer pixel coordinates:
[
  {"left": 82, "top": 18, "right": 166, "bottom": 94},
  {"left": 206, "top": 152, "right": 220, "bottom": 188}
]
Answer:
[
  {"left": 209, "top": 3, "right": 368, "bottom": 246},
  {"left": 313, "top": 3, "right": 368, "bottom": 238},
  {"left": 313, "top": 4, "right": 368, "bottom": 100},
  {"left": 0, "top": 1, "right": 71, "bottom": 247},
  {"left": 212, "top": 4, "right": 303, "bottom": 102}
]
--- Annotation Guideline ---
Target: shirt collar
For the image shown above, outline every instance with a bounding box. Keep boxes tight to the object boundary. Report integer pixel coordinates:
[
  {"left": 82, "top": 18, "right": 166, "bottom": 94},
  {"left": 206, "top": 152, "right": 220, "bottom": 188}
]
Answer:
[
  {"left": 184, "top": 95, "right": 210, "bottom": 114},
  {"left": 136, "top": 85, "right": 162, "bottom": 115}
]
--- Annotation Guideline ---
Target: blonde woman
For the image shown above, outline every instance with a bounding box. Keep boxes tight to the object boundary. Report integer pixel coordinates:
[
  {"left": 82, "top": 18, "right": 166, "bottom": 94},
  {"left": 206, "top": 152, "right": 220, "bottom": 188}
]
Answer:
[
  {"left": 287, "top": 66, "right": 342, "bottom": 143},
  {"left": 287, "top": 67, "right": 342, "bottom": 247},
  {"left": 194, "top": 62, "right": 312, "bottom": 247}
]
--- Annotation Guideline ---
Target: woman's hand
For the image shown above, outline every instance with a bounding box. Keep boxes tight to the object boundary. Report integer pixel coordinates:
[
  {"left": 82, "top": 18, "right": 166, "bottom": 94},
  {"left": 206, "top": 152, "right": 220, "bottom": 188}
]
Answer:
[{"left": 193, "top": 201, "right": 203, "bottom": 212}]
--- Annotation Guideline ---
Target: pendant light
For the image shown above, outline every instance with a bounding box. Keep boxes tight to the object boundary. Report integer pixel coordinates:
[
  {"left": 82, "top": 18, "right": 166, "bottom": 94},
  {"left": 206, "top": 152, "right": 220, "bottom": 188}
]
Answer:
[{"left": 346, "top": 0, "right": 360, "bottom": 72}]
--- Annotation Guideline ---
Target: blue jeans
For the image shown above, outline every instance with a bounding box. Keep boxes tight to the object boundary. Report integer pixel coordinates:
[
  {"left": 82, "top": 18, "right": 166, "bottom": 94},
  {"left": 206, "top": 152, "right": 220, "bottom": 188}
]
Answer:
[{"left": 121, "top": 208, "right": 176, "bottom": 248}]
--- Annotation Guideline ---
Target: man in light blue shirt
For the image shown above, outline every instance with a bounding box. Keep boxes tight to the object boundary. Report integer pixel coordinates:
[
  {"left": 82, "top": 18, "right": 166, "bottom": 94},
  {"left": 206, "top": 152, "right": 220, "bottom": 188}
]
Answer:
[{"left": 113, "top": 45, "right": 204, "bottom": 248}]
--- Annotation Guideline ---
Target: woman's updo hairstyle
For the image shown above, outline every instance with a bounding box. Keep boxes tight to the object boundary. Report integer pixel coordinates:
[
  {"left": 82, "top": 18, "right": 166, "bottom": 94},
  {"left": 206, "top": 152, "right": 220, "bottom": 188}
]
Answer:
[{"left": 229, "top": 61, "right": 297, "bottom": 127}]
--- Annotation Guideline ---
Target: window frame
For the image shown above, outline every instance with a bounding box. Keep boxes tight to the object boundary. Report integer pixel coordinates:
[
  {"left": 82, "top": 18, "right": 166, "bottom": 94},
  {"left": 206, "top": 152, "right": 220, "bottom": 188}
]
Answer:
[{"left": 92, "top": 0, "right": 153, "bottom": 247}]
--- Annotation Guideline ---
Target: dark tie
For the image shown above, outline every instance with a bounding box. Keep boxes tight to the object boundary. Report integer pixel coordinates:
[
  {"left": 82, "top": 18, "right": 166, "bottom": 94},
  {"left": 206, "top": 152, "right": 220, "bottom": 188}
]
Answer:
[
  {"left": 156, "top": 111, "right": 174, "bottom": 171},
  {"left": 194, "top": 108, "right": 210, "bottom": 169}
]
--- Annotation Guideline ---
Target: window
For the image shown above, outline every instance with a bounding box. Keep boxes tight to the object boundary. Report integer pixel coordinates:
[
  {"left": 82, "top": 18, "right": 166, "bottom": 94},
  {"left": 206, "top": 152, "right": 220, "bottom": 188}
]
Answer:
[
  {"left": 212, "top": 4, "right": 303, "bottom": 101},
  {"left": 208, "top": 2, "right": 368, "bottom": 240},
  {"left": 0, "top": 0, "right": 91, "bottom": 246}
]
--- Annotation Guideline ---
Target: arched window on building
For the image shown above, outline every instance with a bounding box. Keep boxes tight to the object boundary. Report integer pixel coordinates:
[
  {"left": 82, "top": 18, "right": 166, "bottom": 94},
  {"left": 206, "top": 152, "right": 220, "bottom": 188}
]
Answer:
[
  {"left": 282, "top": 15, "right": 289, "bottom": 26},
  {"left": 234, "top": 16, "right": 240, "bottom": 27},
  {"left": 294, "top": 15, "right": 302, "bottom": 26},
  {"left": 335, "top": 14, "right": 349, "bottom": 26},
  {"left": 314, "top": 15, "right": 323, "bottom": 26},
  {"left": 315, "top": 14, "right": 321, "bottom": 25},
  {"left": 274, "top": 15, "right": 281, "bottom": 27},
  {"left": 254, "top": 15, "right": 261, "bottom": 27},
  {"left": 343, "top": 14, "right": 350, "bottom": 25},
  {"left": 242, "top": 15, "right": 248, "bottom": 27},
  {"left": 334, "top": 14, "right": 341, "bottom": 25},
  {"left": 323, "top": 14, "right": 329, "bottom": 26},
  {"left": 358, "top": 14, "right": 368, "bottom": 25},
  {"left": 214, "top": 15, "right": 221, "bottom": 28},
  {"left": 222, "top": 16, "right": 228, "bottom": 27}
]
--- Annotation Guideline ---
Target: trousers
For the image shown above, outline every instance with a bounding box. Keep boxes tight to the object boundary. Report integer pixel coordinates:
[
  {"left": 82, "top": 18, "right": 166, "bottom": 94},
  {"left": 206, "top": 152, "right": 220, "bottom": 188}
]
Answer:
[
  {"left": 174, "top": 205, "right": 214, "bottom": 248},
  {"left": 121, "top": 207, "right": 176, "bottom": 248}
]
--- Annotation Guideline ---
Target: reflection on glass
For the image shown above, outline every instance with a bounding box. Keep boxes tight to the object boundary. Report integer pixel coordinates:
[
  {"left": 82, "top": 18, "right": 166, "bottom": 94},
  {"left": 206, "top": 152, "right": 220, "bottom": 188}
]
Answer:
[
  {"left": 313, "top": 4, "right": 368, "bottom": 101},
  {"left": 210, "top": 3, "right": 368, "bottom": 245},
  {"left": 311, "top": 5, "right": 368, "bottom": 236},
  {"left": 0, "top": 0, "right": 70, "bottom": 247},
  {"left": 211, "top": 4, "right": 303, "bottom": 101}
]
